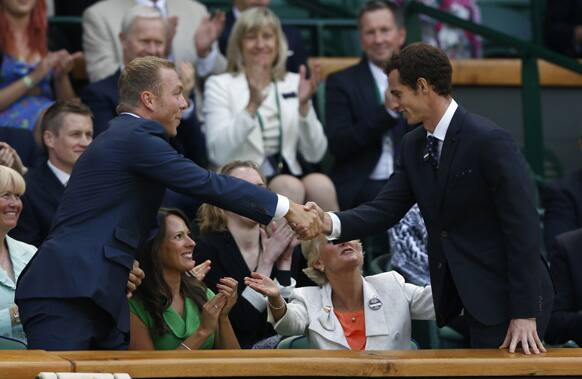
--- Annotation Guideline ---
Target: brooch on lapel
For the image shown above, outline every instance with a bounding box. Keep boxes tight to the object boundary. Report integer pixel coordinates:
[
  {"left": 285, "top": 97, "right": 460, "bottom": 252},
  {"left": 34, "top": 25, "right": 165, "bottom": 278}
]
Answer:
[{"left": 368, "top": 297, "right": 383, "bottom": 311}]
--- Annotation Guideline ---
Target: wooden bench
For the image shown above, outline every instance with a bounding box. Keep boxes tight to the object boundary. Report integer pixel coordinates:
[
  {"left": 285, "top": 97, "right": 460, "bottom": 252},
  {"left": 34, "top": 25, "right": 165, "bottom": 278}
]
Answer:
[{"left": 2, "top": 348, "right": 582, "bottom": 379}]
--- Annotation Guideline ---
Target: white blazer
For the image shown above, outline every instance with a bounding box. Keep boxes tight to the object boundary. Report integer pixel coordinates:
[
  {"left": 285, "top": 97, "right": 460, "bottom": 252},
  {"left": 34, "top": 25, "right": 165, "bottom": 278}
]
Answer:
[
  {"left": 82, "top": 0, "right": 226, "bottom": 82},
  {"left": 203, "top": 72, "right": 327, "bottom": 175},
  {"left": 268, "top": 271, "right": 435, "bottom": 350}
]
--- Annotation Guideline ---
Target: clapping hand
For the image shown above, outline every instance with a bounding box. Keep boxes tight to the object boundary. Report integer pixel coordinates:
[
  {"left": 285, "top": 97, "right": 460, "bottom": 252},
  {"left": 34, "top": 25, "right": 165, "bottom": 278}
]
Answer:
[
  {"left": 244, "top": 272, "right": 280, "bottom": 298},
  {"left": 126, "top": 260, "right": 145, "bottom": 299},
  {"left": 188, "top": 259, "right": 211, "bottom": 281},
  {"left": 297, "top": 63, "right": 319, "bottom": 117},
  {"left": 195, "top": 11, "right": 225, "bottom": 58},
  {"left": 216, "top": 277, "right": 238, "bottom": 315},
  {"left": 0, "top": 142, "right": 27, "bottom": 175},
  {"left": 245, "top": 64, "right": 271, "bottom": 116},
  {"left": 177, "top": 61, "right": 196, "bottom": 100},
  {"left": 52, "top": 50, "right": 83, "bottom": 80}
]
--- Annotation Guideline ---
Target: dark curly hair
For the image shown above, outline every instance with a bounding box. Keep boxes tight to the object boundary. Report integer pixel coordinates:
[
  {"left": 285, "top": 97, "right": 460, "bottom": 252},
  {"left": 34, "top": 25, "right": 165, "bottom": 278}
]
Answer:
[
  {"left": 385, "top": 42, "right": 452, "bottom": 97},
  {"left": 134, "top": 208, "right": 209, "bottom": 337}
]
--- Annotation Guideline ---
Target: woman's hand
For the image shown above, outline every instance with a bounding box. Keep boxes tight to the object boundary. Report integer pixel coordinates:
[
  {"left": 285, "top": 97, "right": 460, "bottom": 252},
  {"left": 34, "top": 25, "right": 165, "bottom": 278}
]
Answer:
[
  {"left": 244, "top": 272, "right": 280, "bottom": 298},
  {"left": 216, "top": 277, "right": 238, "bottom": 315},
  {"left": 188, "top": 259, "right": 211, "bottom": 282},
  {"left": 126, "top": 260, "right": 145, "bottom": 299},
  {"left": 245, "top": 64, "right": 270, "bottom": 116},
  {"left": 0, "top": 142, "right": 27, "bottom": 176},
  {"left": 199, "top": 293, "right": 227, "bottom": 334},
  {"left": 297, "top": 63, "right": 319, "bottom": 117},
  {"left": 177, "top": 61, "right": 196, "bottom": 101},
  {"left": 259, "top": 222, "right": 294, "bottom": 272},
  {"left": 52, "top": 50, "right": 83, "bottom": 80},
  {"left": 276, "top": 235, "right": 299, "bottom": 271}
]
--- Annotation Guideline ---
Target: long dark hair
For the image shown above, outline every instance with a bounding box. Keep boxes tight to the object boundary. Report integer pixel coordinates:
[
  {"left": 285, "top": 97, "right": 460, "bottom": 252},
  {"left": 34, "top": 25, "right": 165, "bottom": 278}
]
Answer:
[{"left": 134, "top": 208, "right": 209, "bottom": 337}]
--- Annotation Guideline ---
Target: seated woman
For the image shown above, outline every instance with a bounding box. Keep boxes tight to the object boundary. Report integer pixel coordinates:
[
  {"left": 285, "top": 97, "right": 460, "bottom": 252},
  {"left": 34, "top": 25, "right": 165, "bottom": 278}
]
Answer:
[
  {"left": 129, "top": 208, "right": 240, "bottom": 350},
  {"left": 196, "top": 160, "right": 304, "bottom": 348},
  {"left": 245, "top": 236, "right": 435, "bottom": 350},
  {"left": 203, "top": 7, "right": 338, "bottom": 211},
  {"left": 0, "top": 165, "right": 36, "bottom": 342},
  {"left": 0, "top": 0, "right": 80, "bottom": 133}
]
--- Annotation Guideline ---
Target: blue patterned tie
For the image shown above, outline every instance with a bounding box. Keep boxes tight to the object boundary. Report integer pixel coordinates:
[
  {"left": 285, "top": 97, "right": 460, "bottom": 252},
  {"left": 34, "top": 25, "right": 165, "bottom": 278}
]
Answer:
[{"left": 425, "top": 135, "right": 439, "bottom": 169}]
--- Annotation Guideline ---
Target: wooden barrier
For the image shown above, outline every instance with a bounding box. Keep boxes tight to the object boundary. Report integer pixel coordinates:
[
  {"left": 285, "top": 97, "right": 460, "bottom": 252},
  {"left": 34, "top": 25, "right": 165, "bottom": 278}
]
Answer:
[
  {"left": 309, "top": 57, "right": 582, "bottom": 86},
  {"left": 1, "top": 349, "right": 582, "bottom": 379}
]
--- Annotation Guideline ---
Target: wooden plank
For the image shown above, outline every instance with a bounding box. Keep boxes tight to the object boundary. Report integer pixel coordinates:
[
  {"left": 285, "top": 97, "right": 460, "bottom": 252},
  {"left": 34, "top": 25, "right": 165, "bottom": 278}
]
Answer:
[
  {"left": 0, "top": 350, "right": 72, "bottom": 379},
  {"left": 56, "top": 349, "right": 582, "bottom": 378},
  {"left": 308, "top": 57, "right": 582, "bottom": 87}
]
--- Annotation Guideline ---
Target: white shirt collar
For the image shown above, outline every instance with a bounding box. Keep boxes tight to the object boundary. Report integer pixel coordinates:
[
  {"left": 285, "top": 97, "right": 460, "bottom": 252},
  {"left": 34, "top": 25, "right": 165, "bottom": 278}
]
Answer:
[
  {"left": 233, "top": 6, "right": 241, "bottom": 19},
  {"left": 367, "top": 61, "right": 388, "bottom": 95},
  {"left": 427, "top": 98, "right": 458, "bottom": 142},
  {"left": 135, "top": 0, "right": 167, "bottom": 16},
  {"left": 47, "top": 160, "right": 70, "bottom": 187},
  {"left": 120, "top": 112, "right": 141, "bottom": 118}
]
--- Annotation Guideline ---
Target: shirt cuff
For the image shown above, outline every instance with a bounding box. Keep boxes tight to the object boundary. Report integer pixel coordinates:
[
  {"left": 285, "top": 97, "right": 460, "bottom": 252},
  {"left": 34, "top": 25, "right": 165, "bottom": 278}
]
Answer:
[
  {"left": 241, "top": 286, "right": 267, "bottom": 312},
  {"left": 274, "top": 195, "right": 289, "bottom": 220},
  {"left": 195, "top": 45, "right": 218, "bottom": 77},
  {"left": 327, "top": 212, "right": 341, "bottom": 240},
  {"left": 181, "top": 99, "right": 195, "bottom": 120}
]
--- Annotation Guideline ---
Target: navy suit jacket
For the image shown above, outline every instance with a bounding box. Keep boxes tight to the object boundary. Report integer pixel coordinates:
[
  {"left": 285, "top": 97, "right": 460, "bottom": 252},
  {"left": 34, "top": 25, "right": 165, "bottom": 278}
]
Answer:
[
  {"left": 219, "top": 10, "right": 307, "bottom": 74},
  {"left": 16, "top": 115, "right": 278, "bottom": 332},
  {"left": 325, "top": 57, "right": 406, "bottom": 209},
  {"left": 0, "top": 127, "right": 39, "bottom": 168},
  {"left": 81, "top": 69, "right": 208, "bottom": 167},
  {"left": 546, "top": 228, "right": 582, "bottom": 346},
  {"left": 10, "top": 161, "right": 65, "bottom": 247},
  {"left": 335, "top": 106, "right": 553, "bottom": 327}
]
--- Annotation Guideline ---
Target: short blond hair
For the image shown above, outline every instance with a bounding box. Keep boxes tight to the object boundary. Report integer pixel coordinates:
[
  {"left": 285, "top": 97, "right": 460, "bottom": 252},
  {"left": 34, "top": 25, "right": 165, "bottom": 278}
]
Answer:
[
  {"left": 117, "top": 56, "right": 175, "bottom": 113},
  {"left": 226, "top": 7, "right": 288, "bottom": 81},
  {"left": 301, "top": 238, "right": 364, "bottom": 286},
  {"left": 0, "top": 165, "right": 25, "bottom": 196}
]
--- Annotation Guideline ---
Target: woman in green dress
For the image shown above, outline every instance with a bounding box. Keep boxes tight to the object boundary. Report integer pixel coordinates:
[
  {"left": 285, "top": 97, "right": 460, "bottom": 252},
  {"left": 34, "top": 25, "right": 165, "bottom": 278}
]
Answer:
[{"left": 129, "top": 208, "right": 240, "bottom": 350}]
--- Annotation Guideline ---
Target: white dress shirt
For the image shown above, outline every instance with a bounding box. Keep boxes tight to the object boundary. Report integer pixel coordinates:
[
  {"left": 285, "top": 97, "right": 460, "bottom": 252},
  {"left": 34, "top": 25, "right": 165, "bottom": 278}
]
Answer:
[{"left": 47, "top": 160, "right": 70, "bottom": 187}]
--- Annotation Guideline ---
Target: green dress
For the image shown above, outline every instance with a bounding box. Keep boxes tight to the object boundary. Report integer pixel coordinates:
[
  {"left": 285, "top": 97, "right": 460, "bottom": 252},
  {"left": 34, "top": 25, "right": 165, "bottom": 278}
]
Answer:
[{"left": 129, "top": 289, "right": 215, "bottom": 350}]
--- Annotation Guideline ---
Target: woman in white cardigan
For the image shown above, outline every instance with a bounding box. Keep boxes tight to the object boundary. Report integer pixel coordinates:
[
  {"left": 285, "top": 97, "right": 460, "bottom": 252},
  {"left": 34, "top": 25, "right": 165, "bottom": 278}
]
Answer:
[
  {"left": 203, "top": 7, "right": 338, "bottom": 211},
  {"left": 245, "top": 236, "right": 435, "bottom": 350}
]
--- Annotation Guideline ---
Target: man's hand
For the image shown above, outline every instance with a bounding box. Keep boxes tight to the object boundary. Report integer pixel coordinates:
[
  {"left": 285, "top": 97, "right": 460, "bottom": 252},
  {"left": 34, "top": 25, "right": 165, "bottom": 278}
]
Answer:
[
  {"left": 285, "top": 201, "right": 321, "bottom": 239},
  {"left": 194, "top": 11, "right": 225, "bottom": 58},
  {"left": 126, "top": 260, "right": 145, "bottom": 299},
  {"left": 304, "top": 201, "right": 332, "bottom": 235},
  {"left": 499, "top": 318, "right": 546, "bottom": 354}
]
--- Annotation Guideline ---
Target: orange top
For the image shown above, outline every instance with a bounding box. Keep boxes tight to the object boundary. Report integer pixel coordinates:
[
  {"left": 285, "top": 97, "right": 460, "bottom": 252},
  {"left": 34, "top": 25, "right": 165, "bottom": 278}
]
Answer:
[{"left": 333, "top": 309, "right": 366, "bottom": 350}]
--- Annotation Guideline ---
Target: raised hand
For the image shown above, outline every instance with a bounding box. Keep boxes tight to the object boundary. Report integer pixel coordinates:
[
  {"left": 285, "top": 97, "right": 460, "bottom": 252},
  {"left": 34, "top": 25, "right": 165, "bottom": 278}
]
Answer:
[
  {"left": 52, "top": 50, "right": 83, "bottom": 79},
  {"left": 216, "top": 277, "right": 238, "bottom": 315},
  {"left": 244, "top": 272, "right": 280, "bottom": 298},
  {"left": 195, "top": 11, "right": 225, "bottom": 58},
  {"left": 188, "top": 259, "right": 211, "bottom": 281},
  {"left": 260, "top": 222, "right": 295, "bottom": 266},
  {"left": 304, "top": 201, "right": 332, "bottom": 235},
  {"left": 499, "top": 318, "right": 546, "bottom": 354},
  {"left": 297, "top": 63, "right": 319, "bottom": 117},
  {"left": 276, "top": 235, "right": 299, "bottom": 271},
  {"left": 245, "top": 64, "right": 271, "bottom": 116},
  {"left": 126, "top": 260, "right": 145, "bottom": 299},
  {"left": 284, "top": 201, "right": 322, "bottom": 240},
  {"left": 199, "top": 293, "right": 227, "bottom": 334}
]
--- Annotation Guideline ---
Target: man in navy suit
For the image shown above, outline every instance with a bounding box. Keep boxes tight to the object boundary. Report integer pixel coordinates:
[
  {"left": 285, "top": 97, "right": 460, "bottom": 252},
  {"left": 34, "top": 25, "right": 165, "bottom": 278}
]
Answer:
[
  {"left": 219, "top": 0, "right": 307, "bottom": 73},
  {"left": 81, "top": 6, "right": 207, "bottom": 167},
  {"left": 308, "top": 43, "right": 553, "bottom": 353},
  {"left": 325, "top": 0, "right": 407, "bottom": 210},
  {"left": 10, "top": 100, "right": 93, "bottom": 247},
  {"left": 16, "top": 56, "right": 319, "bottom": 350}
]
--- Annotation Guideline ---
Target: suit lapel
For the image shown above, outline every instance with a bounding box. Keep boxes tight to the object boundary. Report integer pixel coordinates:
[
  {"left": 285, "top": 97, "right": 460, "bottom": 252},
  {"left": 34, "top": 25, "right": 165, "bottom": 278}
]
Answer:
[
  {"left": 355, "top": 58, "right": 382, "bottom": 110},
  {"left": 435, "top": 107, "right": 465, "bottom": 213},
  {"left": 307, "top": 284, "right": 351, "bottom": 349}
]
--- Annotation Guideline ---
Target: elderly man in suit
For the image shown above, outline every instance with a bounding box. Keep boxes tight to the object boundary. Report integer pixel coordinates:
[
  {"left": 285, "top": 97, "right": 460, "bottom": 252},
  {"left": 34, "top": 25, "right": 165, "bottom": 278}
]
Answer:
[
  {"left": 305, "top": 43, "right": 553, "bottom": 354},
  {"left": 325, "top": 0, "right": 406, "bottom": 211},
  {"left": 82, "top": 0, "right": 226, "bottom": 83},
  {"left": 81, "top": 5, "right": 207, "bottom": 167},
  {"left": 10, "top": 100, "right": 93, "bottom": 247},
  {"left": 16, "top": 56, "right": 320, "bottom": 350}
]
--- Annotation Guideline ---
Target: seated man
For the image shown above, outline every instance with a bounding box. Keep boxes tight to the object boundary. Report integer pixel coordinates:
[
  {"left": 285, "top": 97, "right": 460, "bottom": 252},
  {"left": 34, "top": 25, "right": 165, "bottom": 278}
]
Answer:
[
  {"left": 81, "top": 5, "right": 207, "bottom": 167},
  {"left": 545, "top": 228, "right": 582, "bottom": 346},
  {"left": 10, "top": 99, "right": 93, "bottom": 247}
]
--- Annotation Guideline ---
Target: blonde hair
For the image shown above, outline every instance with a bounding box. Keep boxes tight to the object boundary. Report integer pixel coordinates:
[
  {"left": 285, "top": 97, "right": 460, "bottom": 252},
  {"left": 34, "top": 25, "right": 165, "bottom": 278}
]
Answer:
[
  {"left": 117, "top": 56, "right": 175, "bottom": 113},
  {"left": 0, "top": 166, "right": 25, "bottom": 196},
  {"left": 301, "top": 238, "right": 364, "bottom": 286},
  {"left": 226, "top": 7, "right": 288, "bottom": 81},
  {"left": 197, "top": 161, "right": 267, "bottom": 234}
]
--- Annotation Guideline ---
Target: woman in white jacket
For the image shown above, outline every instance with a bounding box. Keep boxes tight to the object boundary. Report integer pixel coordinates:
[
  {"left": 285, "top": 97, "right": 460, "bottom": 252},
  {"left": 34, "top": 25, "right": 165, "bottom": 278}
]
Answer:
[
  {"left": 245, "top": 236, "right": 435, "bottom": 350},
  {"left": 203, "top": 7, "right": 338, "bottom": 211}
]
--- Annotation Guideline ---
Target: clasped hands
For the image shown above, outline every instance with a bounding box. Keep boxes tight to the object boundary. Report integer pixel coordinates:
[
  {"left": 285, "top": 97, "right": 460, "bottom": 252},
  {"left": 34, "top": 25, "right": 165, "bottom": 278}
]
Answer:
[{"left": 284, "top": 201, "right": 331, "bottom": 240}]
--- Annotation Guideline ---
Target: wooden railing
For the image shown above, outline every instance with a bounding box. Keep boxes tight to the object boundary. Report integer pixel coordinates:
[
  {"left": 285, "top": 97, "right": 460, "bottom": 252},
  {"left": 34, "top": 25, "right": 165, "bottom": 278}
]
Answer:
[{"left": 2, "top": 348, "right": 582, "bottom": 379}]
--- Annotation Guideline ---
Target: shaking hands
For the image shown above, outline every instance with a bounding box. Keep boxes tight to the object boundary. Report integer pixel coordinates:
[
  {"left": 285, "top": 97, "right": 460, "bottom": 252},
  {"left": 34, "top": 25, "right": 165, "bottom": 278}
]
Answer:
[{"left": 284, "top": 201, "right": 332, "bottom": 240}]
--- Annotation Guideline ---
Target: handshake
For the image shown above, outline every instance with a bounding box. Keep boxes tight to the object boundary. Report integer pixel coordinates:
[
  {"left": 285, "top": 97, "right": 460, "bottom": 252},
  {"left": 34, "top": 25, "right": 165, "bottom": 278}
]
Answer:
[{"left": 284, "top": 201, "right": 332, "bottom": 240}]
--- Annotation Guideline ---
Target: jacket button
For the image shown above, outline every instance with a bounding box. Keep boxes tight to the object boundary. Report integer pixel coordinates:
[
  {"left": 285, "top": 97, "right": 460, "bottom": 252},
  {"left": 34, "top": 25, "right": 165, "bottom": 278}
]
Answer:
[{"left": 440, "top": 231, "right": 448, "bottom": 238}]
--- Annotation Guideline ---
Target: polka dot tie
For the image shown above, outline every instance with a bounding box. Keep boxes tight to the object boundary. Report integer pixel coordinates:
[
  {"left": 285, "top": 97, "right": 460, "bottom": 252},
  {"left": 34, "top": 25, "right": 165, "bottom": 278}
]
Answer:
[{"left": 426, "top": 135, "right": 439, "bottom": 169}]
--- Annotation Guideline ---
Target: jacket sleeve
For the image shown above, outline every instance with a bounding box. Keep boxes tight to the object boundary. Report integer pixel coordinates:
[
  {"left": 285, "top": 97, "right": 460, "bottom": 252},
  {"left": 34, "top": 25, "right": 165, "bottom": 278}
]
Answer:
[
  {"left": 268, "top": 289, "right": 310, "bottom": 336},
  {"left": 82, "top": 7, "right": 119, "bottom": 82},
  {"left": 203, "top": 75, "right": 257, "bottom": 167},
  {"left": 391, "top": 272, "right": 435, "bottom": 320}
]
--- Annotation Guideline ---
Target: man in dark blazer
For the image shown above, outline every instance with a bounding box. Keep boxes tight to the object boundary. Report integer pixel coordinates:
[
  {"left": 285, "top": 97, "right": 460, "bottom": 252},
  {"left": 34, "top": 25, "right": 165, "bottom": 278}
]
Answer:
[
  {"left": 545, "top": 228, "right": 582, "bottom": 346},
  {"left": 219, "top": 0, "right": 307, "bottom": 73},
  {"left": 16, "top": 56, "right": 319, "bottom": 350},
  {"left": 10, "top": 100, "right": 94, "bottom": 247},
  {"left": 325, "top": 0, "right": 407, "bottom": 210},
  {"left": 80, "top": 6, "right": 208, "bottom": 167},
  {"left": 308, "top": 43, "right": 553, "bottom": 353}
]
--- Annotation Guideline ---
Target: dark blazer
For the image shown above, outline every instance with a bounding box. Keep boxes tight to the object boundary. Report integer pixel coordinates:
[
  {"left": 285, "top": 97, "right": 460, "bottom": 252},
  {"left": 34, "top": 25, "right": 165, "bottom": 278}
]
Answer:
[
  {"left": 541, "top": 169, "right": 582, "bottom": 250},
  {"left": 9, "top": 161, "right": 65, "bottom": 247},
  {"left": 0, "top": 127, "right": 39, "bottom": 168},
  {"left": 16, "top": 114, "right": 278, "bottom": 333},
  {"left": 195, "top": 231, "right": 304, "bottom": 348},
  {"left": 219, "top": 10, "right": 307, "bottom": 74},
  {"left": 335, "top": 106, "right": 553, "bottom": 328},
  {"left": 81, "top": 69, "right": 208, "bottom": 167},
  {"left": 546, "top": 228, "right": 582, "bottom": 346},
  {"left": 325, "top": 57, "right": 406, "bottom": 209}
]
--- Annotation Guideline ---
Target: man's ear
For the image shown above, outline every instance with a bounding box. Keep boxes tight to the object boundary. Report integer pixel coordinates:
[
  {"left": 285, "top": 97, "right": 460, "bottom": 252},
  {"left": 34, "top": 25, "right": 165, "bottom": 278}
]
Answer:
[
  {"left": 139, "top": 91, "right": 156, "bottom": 112},
  {"left": 417, "top": 77, "right": 430, "bottom": 95},
  {"left": 43, "top": 130, "right": 56, "bottom": 150}
]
